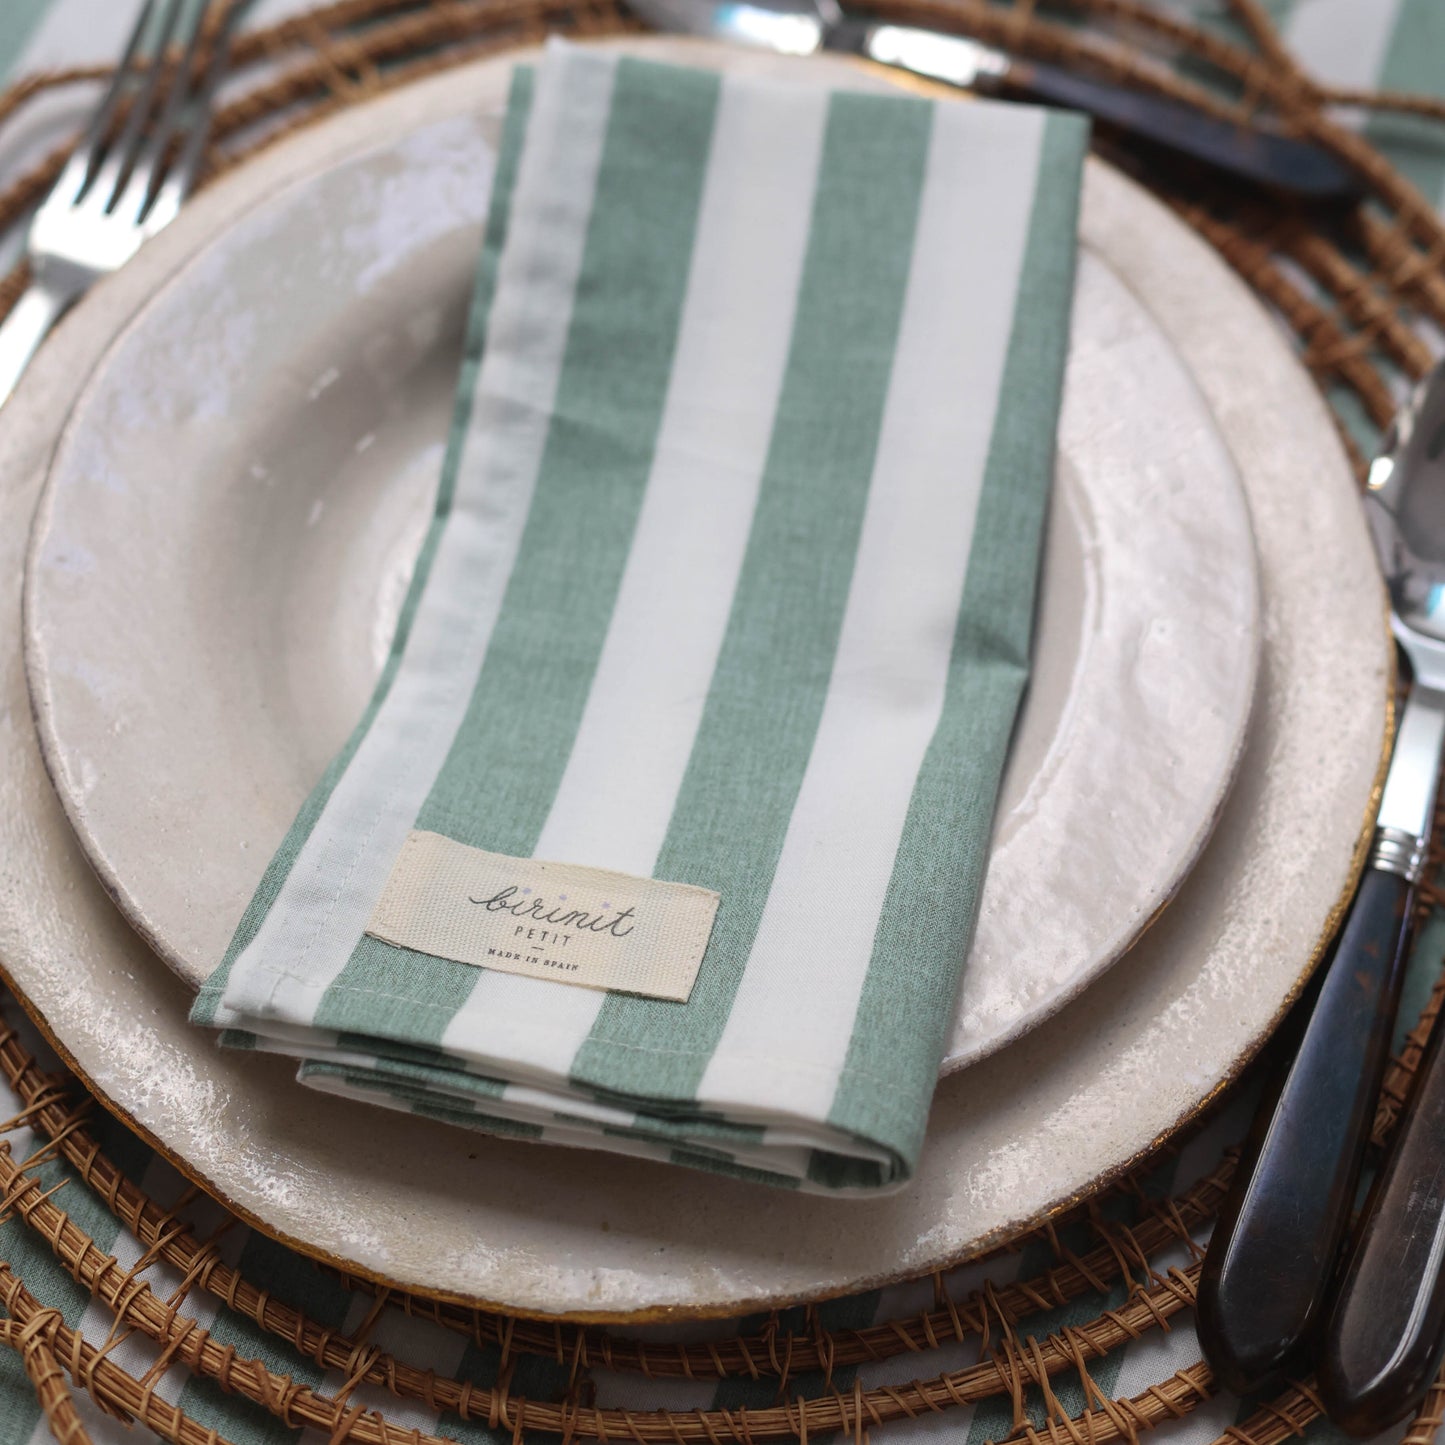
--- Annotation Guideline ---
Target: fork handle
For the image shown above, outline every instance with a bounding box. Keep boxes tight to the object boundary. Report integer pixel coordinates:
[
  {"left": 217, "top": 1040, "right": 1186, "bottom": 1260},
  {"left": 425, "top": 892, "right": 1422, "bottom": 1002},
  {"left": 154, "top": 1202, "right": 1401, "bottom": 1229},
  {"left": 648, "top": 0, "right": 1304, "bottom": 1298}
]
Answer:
[{"left": 0, "top": 283, "right": 73, "bottom": 409}]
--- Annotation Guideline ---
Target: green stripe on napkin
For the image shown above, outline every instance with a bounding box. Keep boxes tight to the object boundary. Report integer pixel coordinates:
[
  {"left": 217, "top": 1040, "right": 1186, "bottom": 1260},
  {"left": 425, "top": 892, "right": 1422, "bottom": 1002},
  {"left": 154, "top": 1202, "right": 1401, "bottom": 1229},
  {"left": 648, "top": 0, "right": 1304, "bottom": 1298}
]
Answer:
[{"left": 194, "top": 41, "right": 1087, "bottom": 1193}]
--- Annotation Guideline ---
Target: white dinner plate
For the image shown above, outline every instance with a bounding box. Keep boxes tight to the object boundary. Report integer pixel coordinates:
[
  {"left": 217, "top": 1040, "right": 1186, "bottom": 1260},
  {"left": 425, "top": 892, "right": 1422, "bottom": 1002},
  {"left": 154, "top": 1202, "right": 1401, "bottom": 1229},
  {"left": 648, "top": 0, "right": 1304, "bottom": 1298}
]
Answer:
[
  {"left": 0, "top": 41, "right": 1388, "bottom": 1319},
  {"left": 21, "top": 43, "right": 1260, "bottom": 1073}
]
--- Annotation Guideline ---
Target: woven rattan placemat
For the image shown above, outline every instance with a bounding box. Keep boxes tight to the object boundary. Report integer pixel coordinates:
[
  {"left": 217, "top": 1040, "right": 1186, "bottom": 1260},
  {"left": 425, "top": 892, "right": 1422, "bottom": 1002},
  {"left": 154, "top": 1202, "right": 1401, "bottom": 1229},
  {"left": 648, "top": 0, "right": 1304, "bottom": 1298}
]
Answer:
[{"left": 3, "top": 2, "right": 1445, "bottom": 1442}]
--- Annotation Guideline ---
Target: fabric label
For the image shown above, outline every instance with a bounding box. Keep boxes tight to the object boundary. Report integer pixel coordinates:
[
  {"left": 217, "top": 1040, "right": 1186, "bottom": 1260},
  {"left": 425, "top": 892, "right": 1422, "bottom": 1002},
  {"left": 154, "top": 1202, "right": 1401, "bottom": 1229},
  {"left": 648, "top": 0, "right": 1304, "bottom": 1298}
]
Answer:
[{"left": 365, "top": 830, "right": 720, "bottom": 1002}]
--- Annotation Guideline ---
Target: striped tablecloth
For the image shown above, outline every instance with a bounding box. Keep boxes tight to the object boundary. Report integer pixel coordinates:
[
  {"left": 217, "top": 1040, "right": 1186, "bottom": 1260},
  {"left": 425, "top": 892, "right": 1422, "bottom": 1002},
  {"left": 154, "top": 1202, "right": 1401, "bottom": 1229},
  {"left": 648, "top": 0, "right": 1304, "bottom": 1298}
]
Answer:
[{"left": 1, "top": 1, "right": 1442, "bottom": 1442}]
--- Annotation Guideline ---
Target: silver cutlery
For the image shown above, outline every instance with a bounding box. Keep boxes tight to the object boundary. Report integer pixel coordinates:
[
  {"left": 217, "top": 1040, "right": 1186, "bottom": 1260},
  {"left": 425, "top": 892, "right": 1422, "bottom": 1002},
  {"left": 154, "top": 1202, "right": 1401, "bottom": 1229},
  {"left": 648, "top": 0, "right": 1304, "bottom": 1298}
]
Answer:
[
  {"left": 626, "top": 0, "right": 1363, "bottom": 202},
  {"left": 1315, "top": 362, "right": 1445, "bottom": 1435},
  {"left": 1197, "top": 363, "right": 1445, "bottom": 1397},
  {"left": 0, "top": 0, "right": 237, "bottom": 408}
]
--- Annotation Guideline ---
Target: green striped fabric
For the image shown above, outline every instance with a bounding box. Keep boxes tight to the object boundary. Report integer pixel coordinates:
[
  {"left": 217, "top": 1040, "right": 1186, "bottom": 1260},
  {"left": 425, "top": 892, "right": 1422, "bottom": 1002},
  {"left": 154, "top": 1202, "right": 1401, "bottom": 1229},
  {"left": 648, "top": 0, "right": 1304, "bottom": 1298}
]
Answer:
[
  {"left": 192, "top": 39, "right": 1086, "bottom": 1193},
  {"left": 1, "top": 2, "right": 1445, "bottom": 1438}
]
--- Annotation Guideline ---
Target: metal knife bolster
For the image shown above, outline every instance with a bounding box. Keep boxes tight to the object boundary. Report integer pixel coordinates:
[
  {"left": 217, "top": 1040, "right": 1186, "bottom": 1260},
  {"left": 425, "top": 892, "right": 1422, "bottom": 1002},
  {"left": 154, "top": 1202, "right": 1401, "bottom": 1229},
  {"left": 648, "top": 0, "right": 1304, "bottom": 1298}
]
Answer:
[
  {"left": 846, "top": 21, "right": 1011, "bottom": 89},
  {"left": 623, "top": 0, "right": 829, "bottom": 54},
  {"left": 1372, "top": 682, "right": 1445, "bottom": 882},
  {"left": 618, "top": 2, "right": 1017, "bottom": 91}
]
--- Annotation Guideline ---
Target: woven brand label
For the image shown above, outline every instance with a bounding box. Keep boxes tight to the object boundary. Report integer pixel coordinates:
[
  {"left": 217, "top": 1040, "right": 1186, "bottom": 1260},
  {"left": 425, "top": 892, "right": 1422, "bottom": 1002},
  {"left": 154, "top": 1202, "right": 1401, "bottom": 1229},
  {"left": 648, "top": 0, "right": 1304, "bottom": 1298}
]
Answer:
[{"left": 365, "top": 831, "right": 720, "bottom": 1002}]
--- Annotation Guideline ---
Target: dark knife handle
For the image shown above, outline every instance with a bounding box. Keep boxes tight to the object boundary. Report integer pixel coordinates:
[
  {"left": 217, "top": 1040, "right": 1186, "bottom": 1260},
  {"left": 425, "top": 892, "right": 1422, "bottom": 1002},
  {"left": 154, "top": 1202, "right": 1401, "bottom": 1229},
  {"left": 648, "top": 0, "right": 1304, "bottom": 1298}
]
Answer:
[
  {"left": 1320, "top": 1001, "right": 1445, "bottom": 1436},
  {"left": 1000, "top": 58, "right": 1363, "bottom": 203},
  {"left": 1196, "top": 864, "right": 1415, "bottom": 1395}
]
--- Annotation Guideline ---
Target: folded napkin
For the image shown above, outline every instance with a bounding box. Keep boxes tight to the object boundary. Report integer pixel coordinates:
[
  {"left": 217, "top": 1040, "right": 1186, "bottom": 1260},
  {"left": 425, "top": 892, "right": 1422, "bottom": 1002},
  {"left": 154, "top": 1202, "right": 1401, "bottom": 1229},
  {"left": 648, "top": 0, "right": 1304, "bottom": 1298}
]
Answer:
[{"left": 193, "top": 41, "right": 1087, "bottom": 1193}]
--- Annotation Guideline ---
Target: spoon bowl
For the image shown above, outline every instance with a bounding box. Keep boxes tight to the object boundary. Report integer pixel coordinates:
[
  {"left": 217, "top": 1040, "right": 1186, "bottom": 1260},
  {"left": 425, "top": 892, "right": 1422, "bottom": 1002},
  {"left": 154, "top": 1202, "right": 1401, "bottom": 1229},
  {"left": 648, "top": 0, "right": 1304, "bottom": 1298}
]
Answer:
[{"left": 1368, "top": 365, "right": 1445, "bottom": 688}]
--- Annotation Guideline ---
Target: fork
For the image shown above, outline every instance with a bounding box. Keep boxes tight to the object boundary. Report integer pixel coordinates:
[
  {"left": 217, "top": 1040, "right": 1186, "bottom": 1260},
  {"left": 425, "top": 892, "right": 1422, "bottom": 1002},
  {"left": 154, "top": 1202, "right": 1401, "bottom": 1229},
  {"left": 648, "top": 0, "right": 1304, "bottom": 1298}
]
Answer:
[{"left": 0, "top": 0, "right": 237, "bottom": 408}]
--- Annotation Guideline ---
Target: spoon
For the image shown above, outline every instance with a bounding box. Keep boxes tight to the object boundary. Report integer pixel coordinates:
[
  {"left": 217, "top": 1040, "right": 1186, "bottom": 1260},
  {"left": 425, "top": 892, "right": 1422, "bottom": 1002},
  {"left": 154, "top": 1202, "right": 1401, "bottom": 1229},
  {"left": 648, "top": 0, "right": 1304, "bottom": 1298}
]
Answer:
[
  {"left": 1316, "top": 365, "right": 1445, "bottom": 1435},
  {"left": 1196, "top": 363, "right": 1445, "bottom": 1397}
]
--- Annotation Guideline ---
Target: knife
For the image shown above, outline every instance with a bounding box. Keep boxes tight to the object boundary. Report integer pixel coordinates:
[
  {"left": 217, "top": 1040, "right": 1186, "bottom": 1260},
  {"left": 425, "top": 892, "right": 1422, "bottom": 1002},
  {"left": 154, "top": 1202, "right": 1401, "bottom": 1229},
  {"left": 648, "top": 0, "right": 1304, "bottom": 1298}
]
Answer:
[{"left": 626, "top": 0, "right": 1364, "bottom": 203}]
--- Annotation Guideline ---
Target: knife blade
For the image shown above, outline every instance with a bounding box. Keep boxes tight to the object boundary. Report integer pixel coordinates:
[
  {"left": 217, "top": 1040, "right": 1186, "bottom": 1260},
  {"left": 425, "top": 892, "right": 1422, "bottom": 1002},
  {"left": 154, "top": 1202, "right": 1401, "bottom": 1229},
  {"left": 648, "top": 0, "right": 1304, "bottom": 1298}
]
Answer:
[{"left": 626, "top": 0, "right": 1364, "bottom": 203}]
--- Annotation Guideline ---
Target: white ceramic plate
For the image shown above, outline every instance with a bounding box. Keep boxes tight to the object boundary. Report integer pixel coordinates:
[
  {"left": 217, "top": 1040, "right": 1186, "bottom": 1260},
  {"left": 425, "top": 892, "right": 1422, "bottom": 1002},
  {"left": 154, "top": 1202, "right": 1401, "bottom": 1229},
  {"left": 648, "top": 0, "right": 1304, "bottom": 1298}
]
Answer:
[
  {"left": 0, "top": 43, "right": 1387, "bottom": 1320},
  {"left": 21, "top": 44, "right": 1260, "bottom": 1073}
]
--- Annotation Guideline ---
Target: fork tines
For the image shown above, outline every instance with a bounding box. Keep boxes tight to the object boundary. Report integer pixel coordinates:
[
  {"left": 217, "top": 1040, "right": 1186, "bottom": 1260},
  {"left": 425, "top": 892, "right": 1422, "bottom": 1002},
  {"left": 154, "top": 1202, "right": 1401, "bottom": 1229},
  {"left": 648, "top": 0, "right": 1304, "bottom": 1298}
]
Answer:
[{"left": 60, "top": 0, "right": 236, "bottom": 231}]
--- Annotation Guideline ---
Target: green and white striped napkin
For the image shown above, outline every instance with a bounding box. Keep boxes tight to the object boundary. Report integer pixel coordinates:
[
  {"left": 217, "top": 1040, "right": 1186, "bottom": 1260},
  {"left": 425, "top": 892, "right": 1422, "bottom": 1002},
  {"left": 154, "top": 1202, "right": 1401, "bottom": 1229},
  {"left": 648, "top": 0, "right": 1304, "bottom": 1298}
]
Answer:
[{"left": 192, "top": 40, "right": 1086, "bottom": 1193}]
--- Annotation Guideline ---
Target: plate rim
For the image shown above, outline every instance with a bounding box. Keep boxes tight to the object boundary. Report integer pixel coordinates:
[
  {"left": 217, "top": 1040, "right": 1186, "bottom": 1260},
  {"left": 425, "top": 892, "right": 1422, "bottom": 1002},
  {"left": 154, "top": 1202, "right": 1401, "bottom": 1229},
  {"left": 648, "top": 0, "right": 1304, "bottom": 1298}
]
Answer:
[{"left": 0, "top": 39, "right": 1392, "bottom": 1321}]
